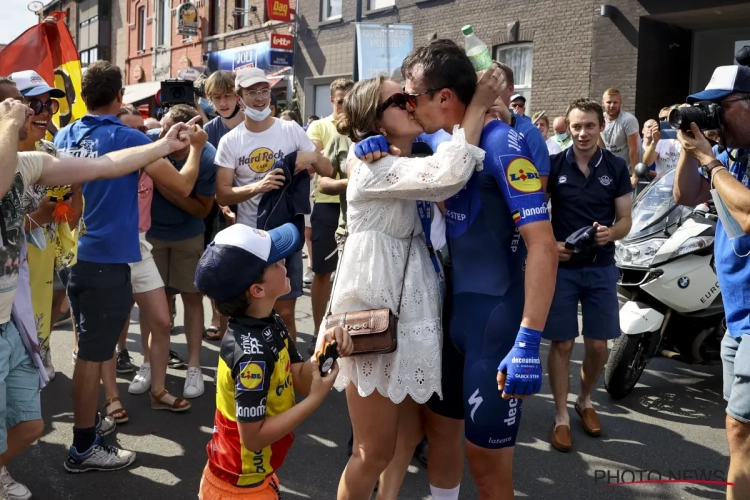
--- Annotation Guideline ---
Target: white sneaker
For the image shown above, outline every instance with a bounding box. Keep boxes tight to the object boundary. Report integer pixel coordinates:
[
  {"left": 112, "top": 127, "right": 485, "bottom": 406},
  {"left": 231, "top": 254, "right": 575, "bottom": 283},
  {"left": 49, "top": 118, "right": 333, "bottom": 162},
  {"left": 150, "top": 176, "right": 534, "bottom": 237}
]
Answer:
[
  {"left": 0, "top": 467, "right": 31, "bottom": 500},
  {"left": 41, "top": 346, "right": 55, "bottom": 381},
  {"left": 128, "top": 364, "right": 152, "bottom": 395},
  {"left": 303, "top": 267, "right": 313, "bottom": 285},
  {"left": 183, "top": 366, "right": 204, "bottom": 399},
  {"left": 65, "top": 436, "right": 136, "bottom": 473}
]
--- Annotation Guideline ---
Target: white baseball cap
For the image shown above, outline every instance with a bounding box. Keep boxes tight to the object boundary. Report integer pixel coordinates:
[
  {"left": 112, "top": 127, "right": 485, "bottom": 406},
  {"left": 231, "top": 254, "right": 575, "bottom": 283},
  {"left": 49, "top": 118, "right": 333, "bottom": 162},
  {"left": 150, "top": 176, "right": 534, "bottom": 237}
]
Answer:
[
  {"left": 235, "top": 67, "right": 270, "bottom": 89},
  {"left": 9, "top": 70, "right": 65, "bottom": 98}
]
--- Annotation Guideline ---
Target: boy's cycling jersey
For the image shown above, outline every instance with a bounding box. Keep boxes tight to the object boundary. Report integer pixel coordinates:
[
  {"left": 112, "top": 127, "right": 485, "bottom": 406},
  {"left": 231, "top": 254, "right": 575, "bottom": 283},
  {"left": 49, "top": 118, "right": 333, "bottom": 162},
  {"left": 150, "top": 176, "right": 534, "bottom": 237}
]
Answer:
[{"left": 208, "top": 313, "right": 303, "bottom": 487}]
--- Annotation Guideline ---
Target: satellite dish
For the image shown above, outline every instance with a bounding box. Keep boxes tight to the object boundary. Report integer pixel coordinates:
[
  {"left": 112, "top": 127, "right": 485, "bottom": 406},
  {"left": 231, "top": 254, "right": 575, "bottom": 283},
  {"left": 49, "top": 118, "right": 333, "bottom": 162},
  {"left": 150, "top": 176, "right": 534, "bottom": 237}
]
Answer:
[{"left": 27, "top": 1, "right": 44, "bottom": 13}]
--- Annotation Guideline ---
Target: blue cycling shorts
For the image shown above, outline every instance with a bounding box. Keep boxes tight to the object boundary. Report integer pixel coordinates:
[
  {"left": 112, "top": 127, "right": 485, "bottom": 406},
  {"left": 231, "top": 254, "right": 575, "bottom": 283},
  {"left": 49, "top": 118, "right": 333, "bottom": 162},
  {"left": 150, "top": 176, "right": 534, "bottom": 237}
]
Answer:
[{"left": 450, "top": 292, "right": 523, "bottom": 449}]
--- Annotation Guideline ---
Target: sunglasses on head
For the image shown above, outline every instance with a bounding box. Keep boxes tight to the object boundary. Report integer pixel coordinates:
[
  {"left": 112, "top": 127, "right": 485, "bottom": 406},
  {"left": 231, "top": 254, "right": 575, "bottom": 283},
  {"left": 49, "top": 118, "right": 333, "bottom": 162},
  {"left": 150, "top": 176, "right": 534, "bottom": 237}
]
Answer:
[
  {"left": 27, "top": 98, "right": 59, "bottom": 116},
  {"left": 376, "top": 93, "right": 416, "bottom": 116}
]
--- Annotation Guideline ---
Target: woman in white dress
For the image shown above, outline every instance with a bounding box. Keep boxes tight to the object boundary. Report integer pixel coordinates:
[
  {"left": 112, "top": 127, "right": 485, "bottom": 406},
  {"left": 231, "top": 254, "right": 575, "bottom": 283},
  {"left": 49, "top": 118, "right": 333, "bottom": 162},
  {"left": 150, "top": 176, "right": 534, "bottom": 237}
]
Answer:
[{"left": 316, "top": 68, "right": 505, "bottom": 499}]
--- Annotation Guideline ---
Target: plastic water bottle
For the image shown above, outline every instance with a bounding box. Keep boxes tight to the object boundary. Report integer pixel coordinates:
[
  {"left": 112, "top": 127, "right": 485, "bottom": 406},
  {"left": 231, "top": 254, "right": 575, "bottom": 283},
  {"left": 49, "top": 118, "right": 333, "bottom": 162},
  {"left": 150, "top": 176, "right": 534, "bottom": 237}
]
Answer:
[{"left": 462, "top": 25, "right": 492, "bottom": 72}]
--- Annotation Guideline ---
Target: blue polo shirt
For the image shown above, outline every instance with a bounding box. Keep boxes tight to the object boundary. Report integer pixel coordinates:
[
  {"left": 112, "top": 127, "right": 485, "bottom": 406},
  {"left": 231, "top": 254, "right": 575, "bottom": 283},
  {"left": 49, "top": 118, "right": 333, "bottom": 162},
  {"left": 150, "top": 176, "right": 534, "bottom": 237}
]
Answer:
[
  {"left": 714, "top": 150, "right": 750, "bottom": 339},
  {"left": 513, "top": 113, "right": 551, "bottom": 177},
  {"left": 54, "top": 115, "right": 148, "bottom": 263},
  {"left": 547, "top": 147, "right": 632, "bottom": 268}
]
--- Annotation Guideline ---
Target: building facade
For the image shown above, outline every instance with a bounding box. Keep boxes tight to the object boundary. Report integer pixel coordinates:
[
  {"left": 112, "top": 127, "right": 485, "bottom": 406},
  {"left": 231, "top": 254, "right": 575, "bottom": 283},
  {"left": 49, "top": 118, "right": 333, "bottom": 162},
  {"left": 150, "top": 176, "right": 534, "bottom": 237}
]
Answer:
[{"left": 294, "top": 0, "right": 750, "bottom": 124}]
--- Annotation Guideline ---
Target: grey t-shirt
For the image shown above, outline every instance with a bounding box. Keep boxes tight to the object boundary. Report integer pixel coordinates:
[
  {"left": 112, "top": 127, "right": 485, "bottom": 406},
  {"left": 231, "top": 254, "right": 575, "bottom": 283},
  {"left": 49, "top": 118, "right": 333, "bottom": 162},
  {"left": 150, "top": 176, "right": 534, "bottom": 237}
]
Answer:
[{"left": 602, "top": 111, "right": 639, "bottom": 167}]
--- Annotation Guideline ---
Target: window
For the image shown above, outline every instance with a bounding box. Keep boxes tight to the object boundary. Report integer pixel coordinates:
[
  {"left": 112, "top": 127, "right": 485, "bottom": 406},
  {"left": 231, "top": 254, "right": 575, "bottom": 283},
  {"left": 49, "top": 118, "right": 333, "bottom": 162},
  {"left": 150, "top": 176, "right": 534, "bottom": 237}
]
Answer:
[
  {"left": 494, "top": 43, "right": 534, "bottom": 113},
  {"left": 209, "top": 0, "right": 220, "bottom": 35},
  {"left": 368, "top": 0, "right": 394, "bottom": 10},
  {"left": 323, "top": 0, "right": 342, "bottom": 20},
  {"left": 79, "top": 47, "right": 98, "bottom": 68},
  {"left": 138, "top": 6, "right": 146, "bottom": 51},
  {"left": 314, "top": 84, "right": 333, "bottom": 117},
  {"left": 234, "top": 0, "right": 248, "bottom": 29},
  {"left": 157, "top": 0, "right": 171, "bottom": 46},
  {"left": 65, "top": 8, "right": 70, "bottom": 25},
  {"left": 80, "top": 51, "right": 89, "bottom": 67}
]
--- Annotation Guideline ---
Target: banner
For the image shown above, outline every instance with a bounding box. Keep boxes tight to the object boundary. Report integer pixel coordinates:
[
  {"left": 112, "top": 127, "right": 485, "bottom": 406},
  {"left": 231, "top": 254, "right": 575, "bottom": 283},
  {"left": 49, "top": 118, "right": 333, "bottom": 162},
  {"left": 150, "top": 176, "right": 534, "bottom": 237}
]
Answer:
[
  {"left": 267, "top": 0, "right": 292, "bottom": 22},
  {"left": 0, "top": 12, "right": 86, "bottom": 135},
  {"left": 206, "top": 41, "right": 293, "bottom": 73},
  {"left": 355, "top": 23, "right": 414, "bottom": 80},
  {"left": 177, "top": 3, "right": 199, "bottom": 36}
]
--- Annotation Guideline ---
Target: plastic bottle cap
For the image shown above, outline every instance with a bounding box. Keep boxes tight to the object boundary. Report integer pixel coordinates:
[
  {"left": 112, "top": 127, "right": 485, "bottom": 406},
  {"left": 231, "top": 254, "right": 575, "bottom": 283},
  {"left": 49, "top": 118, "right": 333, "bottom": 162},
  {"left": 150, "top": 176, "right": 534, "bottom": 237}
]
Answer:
[{"left": 461, "top": 25, "right": 474, "bottom": 36}]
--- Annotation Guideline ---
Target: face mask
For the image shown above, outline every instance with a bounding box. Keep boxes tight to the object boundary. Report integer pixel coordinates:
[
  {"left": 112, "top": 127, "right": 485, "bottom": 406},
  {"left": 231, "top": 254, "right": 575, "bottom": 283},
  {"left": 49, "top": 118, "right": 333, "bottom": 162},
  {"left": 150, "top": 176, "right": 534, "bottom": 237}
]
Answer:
[
  {"left": 26, "top": 225, "right": 46, "bottom": 251},
  {"left": 244, "top": 106, "right": 272, "bottom": 122},
  {"left": 555, "top": 132, "right": 569, "bottom": 142},
  {"left": 198, "top": 97, "right": 215, "bottom": 115}
]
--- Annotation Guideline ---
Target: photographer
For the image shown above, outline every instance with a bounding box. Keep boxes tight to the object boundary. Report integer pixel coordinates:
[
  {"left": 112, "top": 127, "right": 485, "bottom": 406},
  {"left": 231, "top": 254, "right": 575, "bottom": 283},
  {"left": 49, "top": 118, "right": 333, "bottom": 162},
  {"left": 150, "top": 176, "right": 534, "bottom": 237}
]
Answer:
[{"left": 673, "top": 64, "right": 750, "bottom": 500}]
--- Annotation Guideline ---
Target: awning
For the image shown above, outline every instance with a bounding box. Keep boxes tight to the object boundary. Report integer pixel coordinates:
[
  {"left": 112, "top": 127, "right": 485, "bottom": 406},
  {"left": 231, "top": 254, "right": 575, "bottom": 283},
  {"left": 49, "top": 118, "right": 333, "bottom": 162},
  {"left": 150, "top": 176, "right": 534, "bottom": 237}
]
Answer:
[
  {"left": 123, "top": 81, "right": 161, "bottom": 105},
  {"left": 269, "top": 77, "right": 285, "bottom": 89}
]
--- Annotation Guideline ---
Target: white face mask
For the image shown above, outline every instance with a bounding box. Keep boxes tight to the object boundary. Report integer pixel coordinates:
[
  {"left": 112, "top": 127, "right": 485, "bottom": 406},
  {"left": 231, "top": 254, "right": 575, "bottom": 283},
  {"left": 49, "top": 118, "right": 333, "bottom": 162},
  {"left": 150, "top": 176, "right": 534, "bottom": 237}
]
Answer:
[
  {"left": 26, "top": 226, "right": 46, "bottom": 251},
  {"left": 244, "top": 106, "right": 272, "bottom": 122}
]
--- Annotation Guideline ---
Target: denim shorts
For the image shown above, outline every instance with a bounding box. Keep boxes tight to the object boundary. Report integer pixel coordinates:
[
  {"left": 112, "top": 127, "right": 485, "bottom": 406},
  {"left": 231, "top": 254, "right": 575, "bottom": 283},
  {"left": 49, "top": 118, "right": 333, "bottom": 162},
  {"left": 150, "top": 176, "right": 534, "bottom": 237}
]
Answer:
[
  {"left": 67, "top": 260, "right": 133, "bottom": 362},
  {"left": 543, "top": 264, "right": 621, "bottom": 342},
  {"left": 0, "top": 320, "right": 42, "bottom": 454},
  {"left": 721, "top": 332, "right": 750, "bottom": 424}
]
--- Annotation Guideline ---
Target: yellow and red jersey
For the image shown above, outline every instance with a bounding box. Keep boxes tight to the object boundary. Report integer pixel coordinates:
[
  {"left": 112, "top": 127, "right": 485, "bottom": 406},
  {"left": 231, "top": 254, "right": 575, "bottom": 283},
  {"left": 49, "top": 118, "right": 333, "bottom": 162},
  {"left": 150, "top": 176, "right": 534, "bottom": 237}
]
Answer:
[{"left": 207, "top": 312, "right": 303, "bottom": 488}]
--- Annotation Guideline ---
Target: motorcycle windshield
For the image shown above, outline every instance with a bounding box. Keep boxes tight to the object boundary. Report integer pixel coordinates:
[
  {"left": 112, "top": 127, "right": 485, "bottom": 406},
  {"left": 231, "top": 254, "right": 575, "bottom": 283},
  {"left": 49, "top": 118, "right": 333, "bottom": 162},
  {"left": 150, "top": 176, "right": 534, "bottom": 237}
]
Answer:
[{"left": 626, "top": 168, "right": 691, "bottom": 240}]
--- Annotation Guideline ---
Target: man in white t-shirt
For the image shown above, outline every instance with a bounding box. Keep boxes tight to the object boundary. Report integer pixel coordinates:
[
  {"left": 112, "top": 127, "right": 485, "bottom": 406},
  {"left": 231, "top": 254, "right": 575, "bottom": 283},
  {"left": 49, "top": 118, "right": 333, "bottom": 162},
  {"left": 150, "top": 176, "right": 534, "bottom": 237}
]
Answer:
[
  {"left": 601, "top": 88, "right": 640, "bottom": 185},
  {"left": 215, "top": 68, "right": 333, "bottom": 342},
  {"left": 532, "top": 113, "right": 563, "bottom": 155},
  {"left": 643, "top": 118, "right": 682, "bottom": 176}
]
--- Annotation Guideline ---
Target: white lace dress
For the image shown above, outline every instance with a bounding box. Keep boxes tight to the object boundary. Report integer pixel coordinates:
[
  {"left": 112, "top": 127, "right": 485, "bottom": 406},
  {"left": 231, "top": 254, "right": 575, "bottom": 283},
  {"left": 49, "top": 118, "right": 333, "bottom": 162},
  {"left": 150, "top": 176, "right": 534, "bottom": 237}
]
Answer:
[{"left": 316, "top": 127, "right": 485, "bottom": 404}]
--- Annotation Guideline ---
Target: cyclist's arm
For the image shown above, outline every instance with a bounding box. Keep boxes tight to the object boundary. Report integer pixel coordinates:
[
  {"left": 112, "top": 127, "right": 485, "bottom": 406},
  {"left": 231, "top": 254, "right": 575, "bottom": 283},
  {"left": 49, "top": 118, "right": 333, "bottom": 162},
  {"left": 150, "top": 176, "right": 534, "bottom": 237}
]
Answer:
[{"left": 518, "top": 222, "right": 558, "bottom": 331}]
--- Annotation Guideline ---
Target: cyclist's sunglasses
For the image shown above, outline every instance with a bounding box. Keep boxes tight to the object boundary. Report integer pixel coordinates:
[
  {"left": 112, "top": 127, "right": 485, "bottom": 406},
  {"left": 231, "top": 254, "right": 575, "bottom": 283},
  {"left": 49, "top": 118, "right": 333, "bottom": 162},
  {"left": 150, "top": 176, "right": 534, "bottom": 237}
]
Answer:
[
  {"left": 376, "top": 93, "right": 417, "bottom": 116},
  {"left": 27, "top": 98, "right": 59, "bottom": 116}
]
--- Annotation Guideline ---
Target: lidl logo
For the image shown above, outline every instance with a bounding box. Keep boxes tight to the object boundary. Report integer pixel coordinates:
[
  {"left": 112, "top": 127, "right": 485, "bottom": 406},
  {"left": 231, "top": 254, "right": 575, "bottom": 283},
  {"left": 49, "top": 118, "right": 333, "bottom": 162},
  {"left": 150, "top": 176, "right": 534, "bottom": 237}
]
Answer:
[
  {"left": 507, "top": 159, "right": 542, "bottom": 193},
  {"left": 237, "top": 361, "right": 265, "bottom": 391}
]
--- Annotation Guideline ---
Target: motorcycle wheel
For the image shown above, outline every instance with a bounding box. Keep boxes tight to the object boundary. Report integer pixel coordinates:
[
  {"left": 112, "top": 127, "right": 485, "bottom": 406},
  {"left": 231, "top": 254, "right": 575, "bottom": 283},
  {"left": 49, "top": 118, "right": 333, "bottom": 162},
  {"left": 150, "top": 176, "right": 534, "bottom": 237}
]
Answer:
[{"left": 604, "top": 333, "right": 651, "bottom": 400}]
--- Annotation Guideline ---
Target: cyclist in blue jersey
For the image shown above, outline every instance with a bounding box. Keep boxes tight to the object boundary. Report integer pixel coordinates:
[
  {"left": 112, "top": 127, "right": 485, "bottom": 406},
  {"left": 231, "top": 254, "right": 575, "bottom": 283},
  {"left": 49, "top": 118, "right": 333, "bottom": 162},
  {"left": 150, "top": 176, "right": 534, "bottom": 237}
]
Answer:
[{"left": 357, "top": 39, "right": 558, "bottom": 500}]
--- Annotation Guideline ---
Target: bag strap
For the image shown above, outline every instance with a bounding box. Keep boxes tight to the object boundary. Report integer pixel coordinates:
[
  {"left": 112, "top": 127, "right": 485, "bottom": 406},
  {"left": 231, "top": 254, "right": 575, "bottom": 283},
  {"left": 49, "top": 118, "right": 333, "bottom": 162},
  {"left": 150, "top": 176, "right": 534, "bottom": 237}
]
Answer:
[{"left": 326, "top": 221, "right": 416, "bottom": 319}]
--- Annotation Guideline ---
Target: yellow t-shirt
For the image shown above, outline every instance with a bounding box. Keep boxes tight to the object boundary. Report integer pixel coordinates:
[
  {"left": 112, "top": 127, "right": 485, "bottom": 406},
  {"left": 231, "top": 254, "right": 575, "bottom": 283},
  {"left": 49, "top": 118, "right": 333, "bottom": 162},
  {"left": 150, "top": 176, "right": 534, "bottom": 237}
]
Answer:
[{"left": 307, "top": 115, "right": 340, "bottom": 204}]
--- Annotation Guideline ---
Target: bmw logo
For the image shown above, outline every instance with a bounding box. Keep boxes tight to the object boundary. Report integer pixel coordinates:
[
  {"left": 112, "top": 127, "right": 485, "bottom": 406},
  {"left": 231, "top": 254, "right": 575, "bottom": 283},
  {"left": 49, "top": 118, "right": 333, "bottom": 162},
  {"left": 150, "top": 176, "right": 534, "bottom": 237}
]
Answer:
[{"left": 678, "top": 277, "right": 690, "bottom": 289}]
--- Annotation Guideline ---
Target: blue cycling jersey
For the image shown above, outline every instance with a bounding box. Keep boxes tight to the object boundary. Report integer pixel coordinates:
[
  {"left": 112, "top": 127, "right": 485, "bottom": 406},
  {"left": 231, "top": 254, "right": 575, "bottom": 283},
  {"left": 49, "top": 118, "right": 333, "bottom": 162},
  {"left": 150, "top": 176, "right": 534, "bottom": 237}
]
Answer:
[{"left": 443, "top": 119, "right": 549, "bottom": 297}]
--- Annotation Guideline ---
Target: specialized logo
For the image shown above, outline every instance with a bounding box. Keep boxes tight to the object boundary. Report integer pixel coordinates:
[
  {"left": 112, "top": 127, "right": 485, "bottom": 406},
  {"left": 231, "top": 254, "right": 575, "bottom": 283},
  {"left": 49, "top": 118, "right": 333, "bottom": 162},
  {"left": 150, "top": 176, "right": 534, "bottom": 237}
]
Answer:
[
  {"left": 506, "top": 159, "right": 542, "bottom": 193},
  {"left": 599, "top": 175, "right": 612, "bottom": 186},
  {"left": 558, "top": 175, "right": 567, "bottom": 184},
  {"left": 237, "top": 361, "right": 265, "bottom": 391},
  {"left": 238, "top": 147, "right": 285, "bottom": 173},
  {"left": 468, "top": 389, "right": 483, "bottom": 423}
]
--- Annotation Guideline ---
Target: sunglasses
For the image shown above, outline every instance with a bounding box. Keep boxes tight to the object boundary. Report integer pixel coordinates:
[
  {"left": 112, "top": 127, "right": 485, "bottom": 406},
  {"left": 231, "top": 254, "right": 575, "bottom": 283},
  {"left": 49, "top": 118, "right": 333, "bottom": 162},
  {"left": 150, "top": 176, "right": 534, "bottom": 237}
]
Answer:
[
  {"left": 27, "top": 98, "right": 59, "bottom": 116},
  {"left": 510, "top": 102, "right": 525, "bottom": 108},
  {"left": 377, "top": 93, "right": 416, "bottom": 116}
]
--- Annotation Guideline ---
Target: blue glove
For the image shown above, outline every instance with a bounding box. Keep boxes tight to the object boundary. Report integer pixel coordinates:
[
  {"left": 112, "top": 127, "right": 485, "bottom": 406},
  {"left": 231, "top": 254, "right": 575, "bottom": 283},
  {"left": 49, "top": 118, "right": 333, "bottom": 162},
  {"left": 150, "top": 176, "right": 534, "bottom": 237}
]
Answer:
[
  {"left": 354, "top": 135, "right": 388, "bottom": 159},
  {"left": 497, "top": 326, "right": 543, "bottom": 397}
]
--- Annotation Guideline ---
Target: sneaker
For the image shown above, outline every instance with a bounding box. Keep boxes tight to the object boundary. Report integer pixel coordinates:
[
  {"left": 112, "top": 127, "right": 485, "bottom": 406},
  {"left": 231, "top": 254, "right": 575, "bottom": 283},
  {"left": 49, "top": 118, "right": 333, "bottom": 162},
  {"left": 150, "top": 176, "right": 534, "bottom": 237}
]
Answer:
[
  {"left": 168, "top": 350, "right": 185, "bottom": 369},
  {"left": 95, "top": 412, "right": 116, "bottom": 437},
  {"left": 0, "top": 467, "right": 31, "bottom": 500},
  {"left": 65, "top": 435, "right": 136, "bottom": 473},
  {"left": 116, "top": 348, "right": 134, "bottom": 374},
  {"left": 183, "top": 366, "right": 204, "bottom": 399},
  {"left": 41, "top": 345, "right": 55, "bottom": 381},
  {"left": 303, "top": 267, "right": 313, "bottom": 286},
  {"left": 128, "top": 364, "right": 151, "bottom": 395},
  {"left": 71, "top": 350, "right": 77, "bottom": 366}
]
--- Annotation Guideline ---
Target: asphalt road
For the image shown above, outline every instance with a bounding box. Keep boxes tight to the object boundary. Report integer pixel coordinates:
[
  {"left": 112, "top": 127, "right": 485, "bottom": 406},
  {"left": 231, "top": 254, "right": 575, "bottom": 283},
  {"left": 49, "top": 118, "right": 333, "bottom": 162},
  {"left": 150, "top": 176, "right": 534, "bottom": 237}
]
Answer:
[{"left": 9, "top": 283, "right": 730, "bottom": 500}]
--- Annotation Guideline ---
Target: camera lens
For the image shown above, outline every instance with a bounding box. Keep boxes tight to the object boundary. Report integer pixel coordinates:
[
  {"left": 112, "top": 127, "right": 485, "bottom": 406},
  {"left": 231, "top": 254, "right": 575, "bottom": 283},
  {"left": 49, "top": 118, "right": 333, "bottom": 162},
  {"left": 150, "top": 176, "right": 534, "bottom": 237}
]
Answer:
[
  {"left": 669, "top": 103, "right": 722, "bottom": 131},
  {"left": 170, "top": 87, "right": 186, "bottom": 100}
]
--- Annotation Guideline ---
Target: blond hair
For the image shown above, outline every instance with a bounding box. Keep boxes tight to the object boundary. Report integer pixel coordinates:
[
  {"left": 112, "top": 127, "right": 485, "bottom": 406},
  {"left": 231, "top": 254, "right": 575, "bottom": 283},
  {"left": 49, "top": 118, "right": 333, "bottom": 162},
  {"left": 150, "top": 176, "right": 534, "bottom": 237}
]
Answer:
[
  {"left": 336, "top": 77, "right": 386, "bottom": 142},
  {"left": 330, "top": 78, "right": 354, "bottom": 96},
  {"left": 532, "top": 111, "right": 548, "bottom": 127},
  {"left": 603, "top": 88, "right": 621, "bottom": 97},
  {"left": 205, "top": 70, "right": 236, "bottom": 97}
]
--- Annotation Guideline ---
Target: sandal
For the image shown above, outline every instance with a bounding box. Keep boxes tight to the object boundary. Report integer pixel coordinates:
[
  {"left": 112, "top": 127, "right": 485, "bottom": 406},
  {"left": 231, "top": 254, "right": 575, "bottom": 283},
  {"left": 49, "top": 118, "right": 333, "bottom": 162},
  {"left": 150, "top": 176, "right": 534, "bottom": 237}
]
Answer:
[
  {"left": 151, "top": 389, "right": 191, "bottom": 412},
  {"left": 103, "top": 397, "right": 129, "bottom": 424},
  {"left": 203, "top": 326, "right": 224, "bottom": 341}
]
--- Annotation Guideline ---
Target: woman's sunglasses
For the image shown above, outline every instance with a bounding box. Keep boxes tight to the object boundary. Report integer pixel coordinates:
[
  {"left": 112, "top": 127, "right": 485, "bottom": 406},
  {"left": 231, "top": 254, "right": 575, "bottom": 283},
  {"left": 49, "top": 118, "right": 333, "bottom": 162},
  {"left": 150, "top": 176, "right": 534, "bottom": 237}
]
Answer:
[
  {"left": 27, "top": 98, "right": 59, "bottom": 116},
  {"left": 376, "top": 93, "right": 417, "bottom": 116}
]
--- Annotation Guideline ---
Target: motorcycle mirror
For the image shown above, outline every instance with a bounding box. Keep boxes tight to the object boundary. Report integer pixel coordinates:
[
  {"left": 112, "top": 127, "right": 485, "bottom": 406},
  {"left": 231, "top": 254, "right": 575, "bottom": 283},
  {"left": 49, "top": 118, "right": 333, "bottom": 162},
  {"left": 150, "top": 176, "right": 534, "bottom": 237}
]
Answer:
[{"left": 634, "top": 162, "right": 651, "bottom": 180}]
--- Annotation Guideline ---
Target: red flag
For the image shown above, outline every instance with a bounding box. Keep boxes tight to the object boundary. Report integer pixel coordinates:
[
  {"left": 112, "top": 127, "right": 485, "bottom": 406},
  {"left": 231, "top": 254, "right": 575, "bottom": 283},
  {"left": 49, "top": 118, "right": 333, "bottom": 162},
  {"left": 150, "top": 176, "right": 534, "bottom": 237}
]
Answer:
[{"left": 0, "top": 12, "right": 86, "bottom": 132}]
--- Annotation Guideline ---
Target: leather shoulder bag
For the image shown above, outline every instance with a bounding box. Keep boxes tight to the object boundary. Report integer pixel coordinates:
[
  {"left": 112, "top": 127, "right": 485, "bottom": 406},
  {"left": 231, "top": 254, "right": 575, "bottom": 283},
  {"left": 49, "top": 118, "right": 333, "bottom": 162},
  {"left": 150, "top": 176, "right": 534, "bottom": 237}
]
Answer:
[{"left": 324, "top": 230, "right": 414, "bottom": 356}]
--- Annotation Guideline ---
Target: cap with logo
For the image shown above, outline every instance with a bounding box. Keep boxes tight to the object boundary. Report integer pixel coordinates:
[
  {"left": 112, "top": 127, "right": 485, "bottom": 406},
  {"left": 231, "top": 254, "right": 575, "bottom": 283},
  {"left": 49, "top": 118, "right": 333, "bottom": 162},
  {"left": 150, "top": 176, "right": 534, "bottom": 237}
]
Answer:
[
  {"left": 195, "top": 223, "right": 301, "bottom": 303},
  {"left": 9, "top": 70, "right": 65, "bottom": 98},
  {"left": 687, "top": 65, "right": 750, "bottom": 104},
  {"left": 235, "top": 67, "right": 271, "bottom": 89},
  {"left": 510, "top": 94, "right": 526, "bottom": 104}
]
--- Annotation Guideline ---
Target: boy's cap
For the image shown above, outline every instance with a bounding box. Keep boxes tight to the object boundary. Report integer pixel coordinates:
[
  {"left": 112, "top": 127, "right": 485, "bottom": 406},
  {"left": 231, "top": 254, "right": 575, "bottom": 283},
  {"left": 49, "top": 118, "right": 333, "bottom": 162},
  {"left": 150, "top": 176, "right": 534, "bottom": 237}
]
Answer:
[
  {"left": 9, "top": 70, "right": 65, "bottom": 98},
  {"left": 235, "top": 67, "right": 270, "bottom": 89},
  {"left": 195, "top": 223, "right": 300, "bottom": 303}
]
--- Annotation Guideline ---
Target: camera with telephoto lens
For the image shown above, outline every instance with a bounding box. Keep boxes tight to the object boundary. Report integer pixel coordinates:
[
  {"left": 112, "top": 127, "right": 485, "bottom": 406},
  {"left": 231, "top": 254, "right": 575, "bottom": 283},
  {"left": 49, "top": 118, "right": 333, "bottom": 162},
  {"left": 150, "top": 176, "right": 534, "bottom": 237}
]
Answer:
[
  {"left": 160, "top": 79, "right": 195, "bottom": 108},
  {"left": 668, "top": 102, "right": 723, "bottom": 132}
]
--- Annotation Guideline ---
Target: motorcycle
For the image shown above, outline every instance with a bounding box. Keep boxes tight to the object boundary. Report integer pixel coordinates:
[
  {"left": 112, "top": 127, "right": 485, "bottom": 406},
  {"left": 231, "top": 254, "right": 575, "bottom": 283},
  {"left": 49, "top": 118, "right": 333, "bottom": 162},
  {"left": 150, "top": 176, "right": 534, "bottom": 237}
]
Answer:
[{"left": 604, "top": 167, "right": 725, "bottom": 400}]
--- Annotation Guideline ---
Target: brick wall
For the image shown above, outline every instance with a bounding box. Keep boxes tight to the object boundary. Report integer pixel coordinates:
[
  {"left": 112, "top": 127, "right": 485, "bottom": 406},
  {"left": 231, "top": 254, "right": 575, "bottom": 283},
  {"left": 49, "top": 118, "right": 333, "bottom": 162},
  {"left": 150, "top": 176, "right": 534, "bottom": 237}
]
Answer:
[{"left": 295, "top": 0, "right": 603, "bottom": 120}]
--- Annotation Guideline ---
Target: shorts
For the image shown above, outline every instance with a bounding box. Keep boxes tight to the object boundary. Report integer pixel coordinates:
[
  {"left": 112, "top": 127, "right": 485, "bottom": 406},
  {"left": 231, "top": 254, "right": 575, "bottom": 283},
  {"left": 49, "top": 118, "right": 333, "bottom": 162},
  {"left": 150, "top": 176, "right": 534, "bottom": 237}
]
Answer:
[
  {"left": 721, "top": 332, "right": 750, "bottom": 424},
  {"left": 67, "top": 260, "right": 133, "bottom": 362},
  {"left": 0, "top": 319, "right": 42, "bottom": 454},
  {"left": 543, "top": 265, "right": 621, "bottom": 342},
  {"left": 199, "top": 465, "right": 280, "bottom": 500},
  {"left": 130, "top": 233, "right": 164, "bottom": 294},
  {"left": 450, "top": 292, "right": 523, "bottom": 449},
  {"left": 148, "top": 233, "right": 204, "bottom": 294},
  {"left": 278, "top": 250, "right": 303, "bottom": 301},
  {"left": 310, "top": 203, "right": 340, "bottom": 275}
]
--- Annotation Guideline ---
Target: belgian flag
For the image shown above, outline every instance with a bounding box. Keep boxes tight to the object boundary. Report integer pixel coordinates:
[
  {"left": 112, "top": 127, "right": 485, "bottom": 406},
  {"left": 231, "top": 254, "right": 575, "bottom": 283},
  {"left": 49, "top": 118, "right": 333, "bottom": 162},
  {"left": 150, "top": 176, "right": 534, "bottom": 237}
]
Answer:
[{"left": 0, "top": 11, "right": 87, "bottom": 136}]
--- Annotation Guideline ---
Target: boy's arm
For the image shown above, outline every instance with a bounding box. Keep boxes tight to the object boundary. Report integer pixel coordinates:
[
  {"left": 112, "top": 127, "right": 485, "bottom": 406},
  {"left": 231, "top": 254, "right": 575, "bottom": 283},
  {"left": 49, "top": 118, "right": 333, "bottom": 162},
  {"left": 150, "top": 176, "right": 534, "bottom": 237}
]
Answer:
[{"left": 238, "top": 396, "right": 324, "bottom": 452}]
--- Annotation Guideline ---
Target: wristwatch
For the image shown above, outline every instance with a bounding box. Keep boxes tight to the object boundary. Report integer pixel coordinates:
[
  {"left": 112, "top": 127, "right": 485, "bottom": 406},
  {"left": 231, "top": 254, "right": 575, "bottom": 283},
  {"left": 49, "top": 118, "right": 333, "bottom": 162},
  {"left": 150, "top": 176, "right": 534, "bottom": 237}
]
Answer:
[{"left": 700, "top": 159, "right": 724, "bottom": 181}]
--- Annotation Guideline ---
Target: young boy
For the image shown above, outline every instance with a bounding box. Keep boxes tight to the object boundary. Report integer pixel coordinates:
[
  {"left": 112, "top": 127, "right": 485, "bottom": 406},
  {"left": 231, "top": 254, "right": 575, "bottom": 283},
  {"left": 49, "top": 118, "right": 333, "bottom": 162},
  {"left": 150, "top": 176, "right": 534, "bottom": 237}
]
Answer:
[{"left": 195, "top": 222, "right": 351, "bottom": 499}]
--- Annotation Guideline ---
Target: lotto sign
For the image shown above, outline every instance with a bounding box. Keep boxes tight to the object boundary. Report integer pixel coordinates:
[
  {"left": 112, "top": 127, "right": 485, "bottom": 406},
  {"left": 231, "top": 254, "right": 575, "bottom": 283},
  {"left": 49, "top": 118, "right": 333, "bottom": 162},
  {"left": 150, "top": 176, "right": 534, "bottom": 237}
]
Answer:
[
  {"left": 271, "top": 33, "right": 294, "bottom": 51},
  {"left": 267, "top": 0, "right": 292, "bottom": 22}
]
